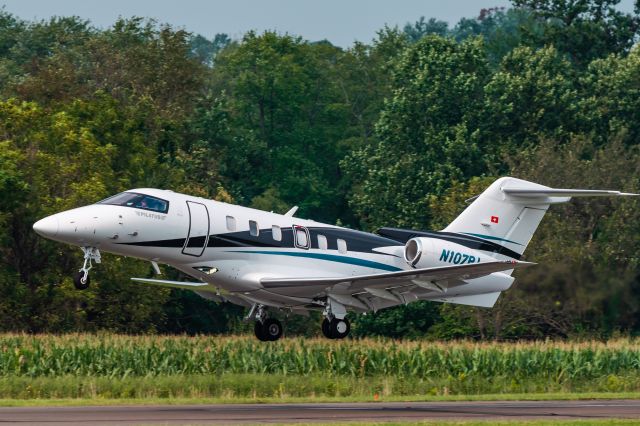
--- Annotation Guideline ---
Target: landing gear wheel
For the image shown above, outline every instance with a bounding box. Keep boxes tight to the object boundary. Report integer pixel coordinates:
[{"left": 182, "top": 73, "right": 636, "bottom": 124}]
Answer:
[
  {"left": 254, "top": 321, "right": 269, "bottom": 342},
  {"left": 254, "top": 319, "right": 283, "bottom": 342},
  {"left": 74, "top": 247, "right": 100, "bottom": 291},
  {"left": 262, "top": 318, "right": 283, "bottom": 341},
  {"left": 73, "top": 270, "right": 90, "bottom": 290},
  {"left": 322, "top": 318, "right": 334, "bottom": 339},
  {"left": 330, "top": 318, "right": 350, "bottom": 339}
]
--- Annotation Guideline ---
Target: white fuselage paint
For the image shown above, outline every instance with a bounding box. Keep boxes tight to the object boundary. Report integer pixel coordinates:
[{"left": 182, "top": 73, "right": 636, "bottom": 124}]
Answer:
[{"left": 34, "top": 188, "right": 514, "bottom": 310}]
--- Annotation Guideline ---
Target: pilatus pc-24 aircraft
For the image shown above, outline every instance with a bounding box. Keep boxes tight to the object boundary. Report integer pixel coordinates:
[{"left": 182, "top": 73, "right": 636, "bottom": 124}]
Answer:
[{"left": 33, "top": 177, "right": 637, "bottom": 341}]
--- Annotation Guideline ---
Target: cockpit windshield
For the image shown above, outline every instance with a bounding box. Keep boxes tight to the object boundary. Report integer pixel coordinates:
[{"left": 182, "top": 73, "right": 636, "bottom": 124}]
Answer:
[{"left": 98, "top": 192, "right": 169, "bottom": 214}]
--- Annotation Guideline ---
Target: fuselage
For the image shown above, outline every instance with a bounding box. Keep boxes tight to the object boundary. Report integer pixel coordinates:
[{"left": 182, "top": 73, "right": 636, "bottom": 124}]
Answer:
[
  {"left": 33, "top": 189, "right": 414, "bottom": 305},
  {"left": 33, "top": 188, "right": 521, "bottom": 312}
]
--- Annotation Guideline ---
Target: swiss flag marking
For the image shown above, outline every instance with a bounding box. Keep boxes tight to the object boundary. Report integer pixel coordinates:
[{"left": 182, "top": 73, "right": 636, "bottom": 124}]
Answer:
[{"left": 490, "top": 216, "right": 499, "bottom": 224}]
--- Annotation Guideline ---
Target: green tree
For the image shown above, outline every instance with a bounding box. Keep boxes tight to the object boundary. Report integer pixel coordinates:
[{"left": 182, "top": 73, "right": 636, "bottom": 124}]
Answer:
[
  {"left": 504, "top": 137, "right": 640, "bottom": 337},
  {"left": 206, "top": 31, "right": 350, "bottom": 221},
  {"left": 343, "top": 35, "right": 490, "bottom": 230},
  {"left": 483, "top": 45, "right": 579, "bottom": 151},
  {"left": 453, "top": 7, "right": 541, "bottom": 65},
  {"left": 512, "top": 0, "right": 640, "bottom": 64},
  {"left": 352, "top": 301, "right": 442, "bottom": 338},
  {"left": 404, "top": 17, "right": 449, "bottom": 41},
  {"left": 189, "top": 33, "right": 230, "bottom": 66},
  {"left": 2, "top": 6, "right": 640, "bottom": 338},
  {"left": 0, "top": 99, "right": 152, "bottom": 332},
  {"left": 579, "top": 46, "right": 640, "bottom": 146}
]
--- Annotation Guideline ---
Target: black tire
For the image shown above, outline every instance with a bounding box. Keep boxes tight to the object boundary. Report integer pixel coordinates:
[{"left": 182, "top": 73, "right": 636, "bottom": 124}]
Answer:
[
  {"left": 254, "top": 321, "right": 269, "bottom": 342},
  {"left": 73, "top": 270, "right": 90, "bottom": 290},
  {"left": 253, "top": 321, "right": 269, "bottom": 342},
  {"left": 262, "top": 318, "right": 283, "bottom": 341},
  {"left": 321, "top": 318, "right": 334, "bottom": 339},
  {"left": 330, "top": 318, "right": 350, "bottom": 339}
]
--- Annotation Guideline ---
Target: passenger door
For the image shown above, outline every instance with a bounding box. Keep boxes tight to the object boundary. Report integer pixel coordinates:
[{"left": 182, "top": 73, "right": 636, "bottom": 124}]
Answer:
[{"left": 182, "top": 201, "right": 210, "bottom": 257}]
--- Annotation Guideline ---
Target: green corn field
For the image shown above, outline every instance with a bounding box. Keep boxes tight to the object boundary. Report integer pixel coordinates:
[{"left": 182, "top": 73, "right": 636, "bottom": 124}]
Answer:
[
  {"left": 1, "top": 334, "right": 640, "bottom": 399},
  {"left": 2, "top": 334, "right": 640, "bottom": 379}
]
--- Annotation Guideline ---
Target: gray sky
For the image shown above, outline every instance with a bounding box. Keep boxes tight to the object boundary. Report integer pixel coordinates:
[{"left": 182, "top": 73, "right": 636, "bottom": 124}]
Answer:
[{"left": 1, "top": 0, "right": 637, "bottom": 47}]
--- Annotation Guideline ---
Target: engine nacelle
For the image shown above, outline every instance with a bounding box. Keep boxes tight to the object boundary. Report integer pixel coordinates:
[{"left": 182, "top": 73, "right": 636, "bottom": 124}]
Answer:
[{"left": 404, "top": 237, "right": 485, "bottom": 269}]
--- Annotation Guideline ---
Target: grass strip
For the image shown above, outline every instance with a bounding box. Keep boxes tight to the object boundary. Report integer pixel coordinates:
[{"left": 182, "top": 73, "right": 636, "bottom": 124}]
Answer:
[
  {"left": 264, "top": 422, "right": 640, "bottom": 426},
  {"left": 1, "top": 392, "right": 640, "bottom": 407},
  {"left": 1, "top": 374, "right": 640, "bottom": 402}
]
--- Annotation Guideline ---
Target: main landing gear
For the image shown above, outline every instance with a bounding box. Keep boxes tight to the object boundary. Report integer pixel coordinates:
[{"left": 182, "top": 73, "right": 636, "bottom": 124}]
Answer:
[
  {"left": 321, "top": 298, "right": 351, "bottom": 339},
  {"left": 248, "top": 304, "right": 284, "bottom": 342},
  {"left": 254, "top": 318, "right": 284, "bottom": 342},
  {"left": 321, "top": 317, "right": 350, "bottom": 339},
  {"left": 246, "top": 300, "right": 352, "bottom": 341},
  {"left": 73, "top": 247, "right": 101, "bottom": 290}
]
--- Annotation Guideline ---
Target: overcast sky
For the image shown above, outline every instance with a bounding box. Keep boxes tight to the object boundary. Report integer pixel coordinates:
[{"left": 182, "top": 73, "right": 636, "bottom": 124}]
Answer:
[{"left": 1, "top": 0, "right": 636, "bottom": 47}]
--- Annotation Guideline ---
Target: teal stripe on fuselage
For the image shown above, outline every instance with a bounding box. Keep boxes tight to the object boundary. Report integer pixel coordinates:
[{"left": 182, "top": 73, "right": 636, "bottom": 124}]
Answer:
[
  {"left": 461, "top": 232, "right": 523, "bottom": 246},
  {"left": 226, "top": 250, "right": 402, "bottom": 272}
]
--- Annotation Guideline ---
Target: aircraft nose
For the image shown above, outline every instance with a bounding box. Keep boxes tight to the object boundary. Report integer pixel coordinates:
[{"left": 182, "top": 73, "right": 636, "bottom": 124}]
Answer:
[{"left": 33, "top": 215, "right": 59, "bottom": 238}]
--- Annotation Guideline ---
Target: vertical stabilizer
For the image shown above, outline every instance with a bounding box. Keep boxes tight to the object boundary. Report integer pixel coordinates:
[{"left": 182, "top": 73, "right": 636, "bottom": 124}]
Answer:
[
  {"left": 444, "top": 178, "right": 552, "bottom": 256},
  {"left": 443, "top": 177, "right": 637, "bottom": 257}
]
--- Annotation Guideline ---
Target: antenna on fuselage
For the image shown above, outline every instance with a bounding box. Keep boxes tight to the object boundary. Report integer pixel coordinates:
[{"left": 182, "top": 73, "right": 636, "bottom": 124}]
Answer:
[
  {"left": 284, "top": 206, "right": 299, "bottom": 217},
  {"left": 150, "top": 260, "right": 162, "bottom": 275}
]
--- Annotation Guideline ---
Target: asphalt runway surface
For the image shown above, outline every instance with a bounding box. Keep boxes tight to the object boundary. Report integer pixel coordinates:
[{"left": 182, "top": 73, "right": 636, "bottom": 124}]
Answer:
[{"left": 1, "top": 400, "right": 640, "bottom": 425}]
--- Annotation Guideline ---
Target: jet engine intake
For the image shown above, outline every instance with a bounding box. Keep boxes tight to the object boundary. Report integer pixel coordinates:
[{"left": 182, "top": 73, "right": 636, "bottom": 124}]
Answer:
[{"left": 404, "top": 237, "right": 485, "bottom": 269}]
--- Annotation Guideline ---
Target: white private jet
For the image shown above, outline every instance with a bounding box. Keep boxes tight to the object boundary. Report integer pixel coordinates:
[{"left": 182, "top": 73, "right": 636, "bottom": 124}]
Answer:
[{"left": 33, "top": 177, "right": 637, "bottom": 341}]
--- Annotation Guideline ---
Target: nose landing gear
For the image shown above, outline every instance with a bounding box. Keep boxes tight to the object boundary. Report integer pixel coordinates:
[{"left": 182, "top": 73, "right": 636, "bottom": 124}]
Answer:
[
  {"left": 73, "top": 270, "right": 90, "bottom": 290},
  {"left": 73, "top": 247, "right": 101, "bottom": 290}
]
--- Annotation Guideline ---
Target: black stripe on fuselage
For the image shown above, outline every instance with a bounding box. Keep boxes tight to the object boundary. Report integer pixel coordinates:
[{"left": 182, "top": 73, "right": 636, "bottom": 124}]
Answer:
[
  {"left": 116, "top": 226, "right": 521, "bottom": 260},
  {"left": 376, "top": 227, "right": 522, "bottom": 260},
  {"left": 118, "top": 237, "right": 186, "bottom": 247},
  {"left": 116, "top": 226, "right": 401, "bottom": 256}
]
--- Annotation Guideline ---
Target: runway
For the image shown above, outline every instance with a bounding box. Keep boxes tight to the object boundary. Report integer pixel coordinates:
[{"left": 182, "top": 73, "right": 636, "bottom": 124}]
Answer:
[{"left": 1, "top": 400, "right": 640, "bottom": 425}]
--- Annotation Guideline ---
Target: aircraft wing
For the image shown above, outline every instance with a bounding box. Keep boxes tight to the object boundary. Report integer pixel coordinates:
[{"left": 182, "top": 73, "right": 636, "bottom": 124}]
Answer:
[
  {"left": 131, "top": 277, "right": 210, "bottom": 291},
  {"left": 131, "top": 277, "right": 250, "bottom": 305},
  {"left": 260, "top": 260, "right": 534, "bottom": 297}
]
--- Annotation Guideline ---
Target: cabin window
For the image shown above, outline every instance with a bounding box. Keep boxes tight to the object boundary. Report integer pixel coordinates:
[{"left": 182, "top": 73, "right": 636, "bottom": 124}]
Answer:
[
  {"left": 272, "top": 225, "right": 282, "bottom": 241},
  {"left": 293, "top": 225, "right": 310, "bottom": 249},
  {"left": 226, "top": 215, "right": 236, "bottom": 231},
  {"left": 249, "top": 220, "right": 259, "bottom": 236},
  {"left": 98, "top": 192, "right": 169, "bottom": 214},
  {"left": 337, "top": 238, "right": 347, "bottom": 254},
  {"left": 317, "top": 234, "right": 328, "bottom": 250},
  {"left": 296, "top": 229, "right": 308, "bottom": 247}
]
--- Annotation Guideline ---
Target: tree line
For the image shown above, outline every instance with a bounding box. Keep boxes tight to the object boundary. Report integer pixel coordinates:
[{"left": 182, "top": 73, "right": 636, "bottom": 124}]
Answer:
[{"left": 0, "top": 0, "right": 639, "bottom": 339}]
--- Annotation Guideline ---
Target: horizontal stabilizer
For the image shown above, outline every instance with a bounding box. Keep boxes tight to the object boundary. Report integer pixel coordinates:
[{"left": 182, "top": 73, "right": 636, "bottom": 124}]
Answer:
[
  {"left": 502, "top": 188, "right": 639, "bottom": 198},
  {"left": 131, "top": 277, "right": 209, "bottom": 291},
  {"left": 431, "top": 291, "right": 501, "bottom": 308}
]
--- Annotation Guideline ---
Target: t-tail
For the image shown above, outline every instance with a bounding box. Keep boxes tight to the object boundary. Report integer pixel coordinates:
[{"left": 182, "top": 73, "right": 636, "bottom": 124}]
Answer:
[{"left": 443, "top": 177, "right": 638, "bottom": 259}]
